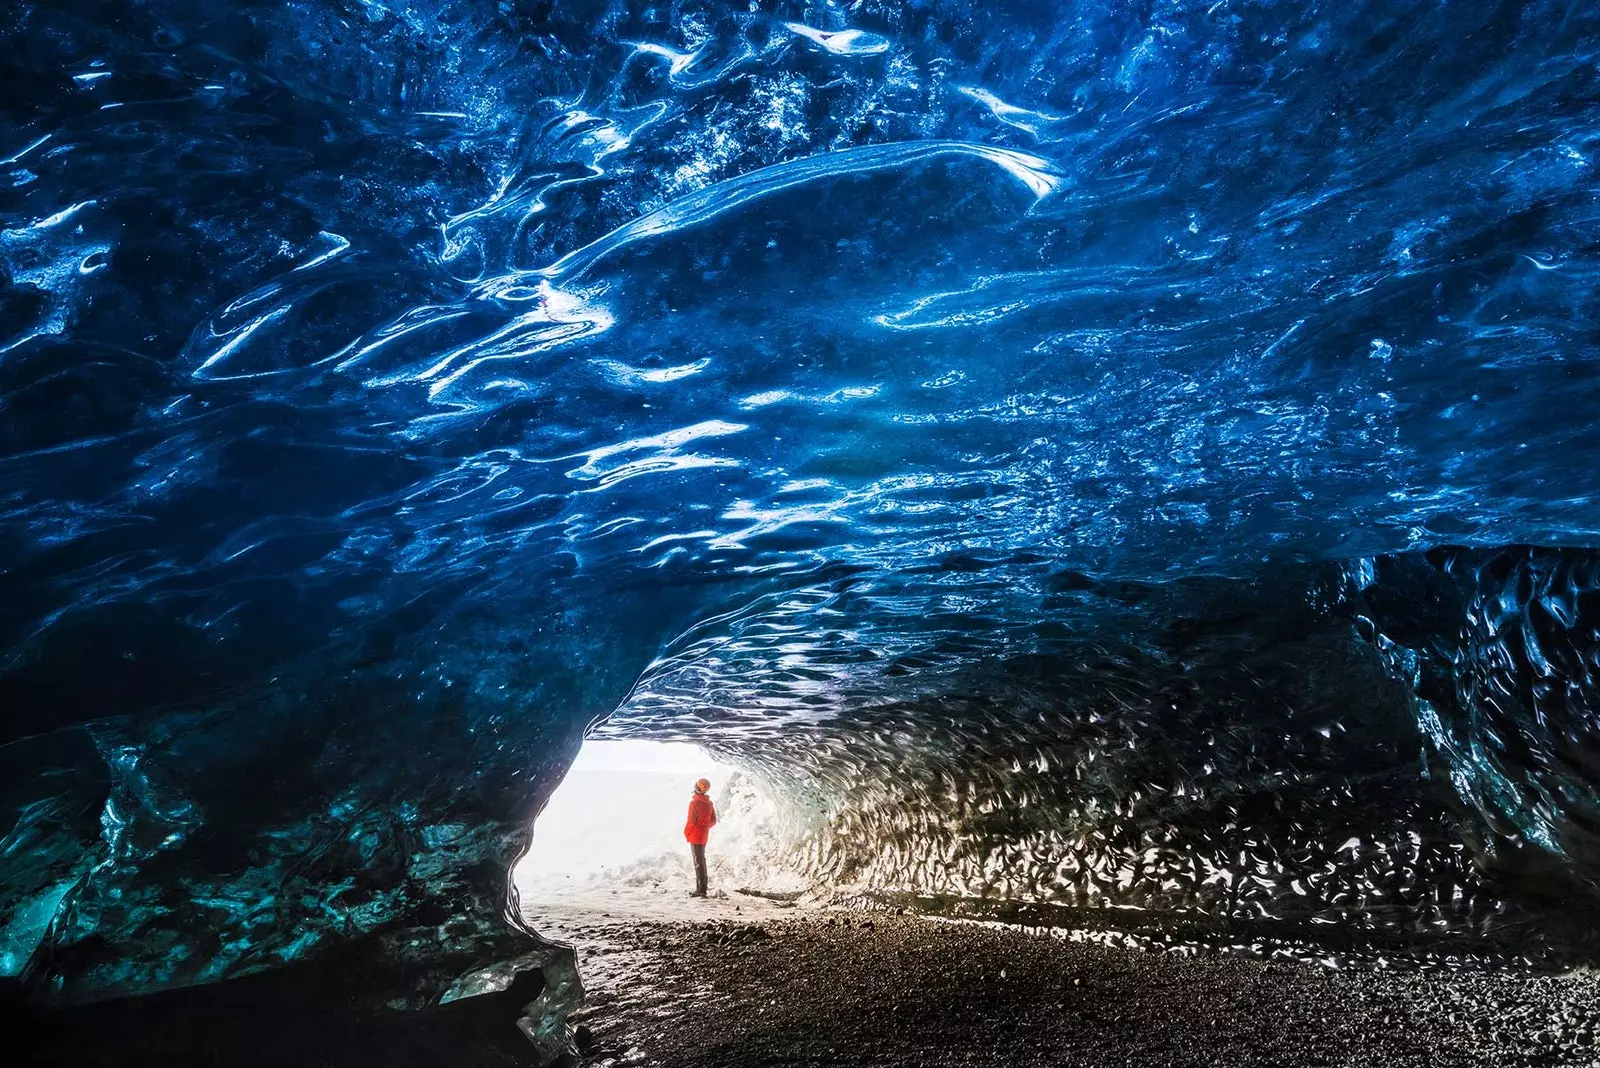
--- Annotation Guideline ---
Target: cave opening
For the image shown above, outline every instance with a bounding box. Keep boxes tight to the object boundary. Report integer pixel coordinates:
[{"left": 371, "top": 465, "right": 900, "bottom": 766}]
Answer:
[{"left": 513, "top": 738, "right": 805, "bottom": 922}]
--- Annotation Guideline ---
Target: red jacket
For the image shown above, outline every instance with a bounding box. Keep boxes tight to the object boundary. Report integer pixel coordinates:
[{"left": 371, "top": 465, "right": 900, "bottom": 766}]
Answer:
[{"left": 685, "top": 792, "right": 717, "bottom": 846}]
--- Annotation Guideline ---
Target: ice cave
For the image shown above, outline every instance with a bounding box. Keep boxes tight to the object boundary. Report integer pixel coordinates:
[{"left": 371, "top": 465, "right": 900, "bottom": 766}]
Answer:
[{"left": 4, "top": 1, "right": 1600, "bottom": 1065}]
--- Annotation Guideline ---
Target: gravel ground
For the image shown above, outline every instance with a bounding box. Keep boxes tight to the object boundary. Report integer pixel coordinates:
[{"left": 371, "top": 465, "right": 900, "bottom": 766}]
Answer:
[{"left": 540, "top": 908, "right": 1600, "bottom": 1068}]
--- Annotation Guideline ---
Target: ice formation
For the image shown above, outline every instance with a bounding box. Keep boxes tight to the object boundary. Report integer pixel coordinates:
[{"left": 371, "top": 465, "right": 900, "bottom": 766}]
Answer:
[{"left": 3, "top": 0, "right": 1600, "bottom": 1017}]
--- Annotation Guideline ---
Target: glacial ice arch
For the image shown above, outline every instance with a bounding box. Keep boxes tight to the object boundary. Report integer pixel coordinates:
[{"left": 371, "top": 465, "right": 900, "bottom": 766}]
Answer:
[{"left": 2, "top": 0, "right": 1600, "bottom": 1021}]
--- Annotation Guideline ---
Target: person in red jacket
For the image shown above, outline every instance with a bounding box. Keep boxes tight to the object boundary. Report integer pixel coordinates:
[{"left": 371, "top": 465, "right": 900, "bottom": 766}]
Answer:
[{"left": 684, "top": 777, "right": 717, "bottom": 898}]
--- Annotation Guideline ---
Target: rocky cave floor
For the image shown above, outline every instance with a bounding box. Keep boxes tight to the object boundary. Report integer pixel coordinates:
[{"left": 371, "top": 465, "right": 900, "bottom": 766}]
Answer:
[
  {"left": 13, "top": 890, "right": 1600, "bottom": 1067},
  {"left": 534, "top": 892, "right": 1600, "bottom": 1068}
]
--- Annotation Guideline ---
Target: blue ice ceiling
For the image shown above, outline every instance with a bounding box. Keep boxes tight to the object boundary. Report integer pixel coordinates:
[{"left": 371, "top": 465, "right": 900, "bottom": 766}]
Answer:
[{"left": 3, "top": 0, "right": 1600, "bottom": 1000}]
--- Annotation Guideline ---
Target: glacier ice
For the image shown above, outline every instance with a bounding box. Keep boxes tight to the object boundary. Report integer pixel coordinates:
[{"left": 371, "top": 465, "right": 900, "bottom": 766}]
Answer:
[{"left": 2, "top": 0, "right": 1600, "bottom": 1012}]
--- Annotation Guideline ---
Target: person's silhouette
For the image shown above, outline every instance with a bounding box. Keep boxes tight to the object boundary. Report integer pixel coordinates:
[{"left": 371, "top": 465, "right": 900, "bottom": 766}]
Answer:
[{"left": 684, "top": 777, "right": 717, "bottom": 897}]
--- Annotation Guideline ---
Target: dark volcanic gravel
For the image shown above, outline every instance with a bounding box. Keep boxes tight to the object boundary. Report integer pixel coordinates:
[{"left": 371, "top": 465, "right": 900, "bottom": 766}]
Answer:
[{"left": 557, "top": 914, "right": 1600, "bottom": 1068}]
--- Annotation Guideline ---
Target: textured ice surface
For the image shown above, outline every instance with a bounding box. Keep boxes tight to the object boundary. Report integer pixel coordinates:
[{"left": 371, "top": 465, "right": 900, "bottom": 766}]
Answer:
[{"left": 3, "top": 0, "right": 1600, "bottom": 1002}]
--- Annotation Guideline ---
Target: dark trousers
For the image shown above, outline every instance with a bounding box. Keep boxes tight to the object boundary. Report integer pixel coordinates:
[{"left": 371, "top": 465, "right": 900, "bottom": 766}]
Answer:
[{"left": 690, "top": 844, "right": 708, "bottom": 895}]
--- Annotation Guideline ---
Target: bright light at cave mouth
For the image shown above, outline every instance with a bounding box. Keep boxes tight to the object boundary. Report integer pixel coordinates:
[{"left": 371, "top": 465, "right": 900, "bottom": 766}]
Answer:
[{"left": 512, "top": 739, "right": 785, "bottom": 910}]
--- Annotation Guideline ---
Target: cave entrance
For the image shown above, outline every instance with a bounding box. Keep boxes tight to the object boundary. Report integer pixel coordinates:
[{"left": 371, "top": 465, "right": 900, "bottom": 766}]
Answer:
[{"left": 512, "top": 738, "right": 801, "bottom": 919}]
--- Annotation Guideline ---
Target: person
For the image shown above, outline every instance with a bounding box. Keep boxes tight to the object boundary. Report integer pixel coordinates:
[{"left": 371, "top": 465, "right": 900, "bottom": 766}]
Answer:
[{"left": 684, "top": 777, "right": 717, "bottom": 898}]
